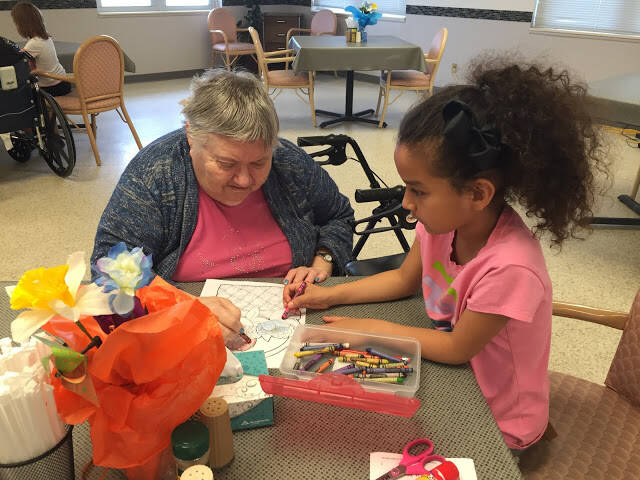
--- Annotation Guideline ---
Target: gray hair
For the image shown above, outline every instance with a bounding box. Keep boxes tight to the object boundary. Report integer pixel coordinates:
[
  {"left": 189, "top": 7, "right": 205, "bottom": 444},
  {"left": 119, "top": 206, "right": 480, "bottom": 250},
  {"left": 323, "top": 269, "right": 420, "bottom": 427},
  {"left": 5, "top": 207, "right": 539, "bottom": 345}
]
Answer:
[{"left": 181, "top": 69, "right": 279, "bottom": 147}]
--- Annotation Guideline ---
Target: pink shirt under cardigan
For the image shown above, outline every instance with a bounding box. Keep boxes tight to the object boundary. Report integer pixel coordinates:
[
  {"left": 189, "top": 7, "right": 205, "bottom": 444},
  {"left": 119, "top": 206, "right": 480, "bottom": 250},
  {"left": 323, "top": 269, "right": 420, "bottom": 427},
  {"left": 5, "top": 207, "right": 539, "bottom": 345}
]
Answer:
[
  {"left": 172, "top": 187, "right": 292, "bottom": 281},
  {"left": 416, "top": 205, "right": 551, "bottom": 449}
]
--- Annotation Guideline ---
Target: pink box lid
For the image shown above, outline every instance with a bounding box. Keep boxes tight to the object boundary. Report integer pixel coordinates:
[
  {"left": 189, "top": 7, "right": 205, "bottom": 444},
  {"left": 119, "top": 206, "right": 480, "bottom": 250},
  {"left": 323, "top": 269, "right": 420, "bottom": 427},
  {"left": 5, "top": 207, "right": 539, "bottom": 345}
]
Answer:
[{"left": 259, "top": 372, "right": 421, "bottom": 417}]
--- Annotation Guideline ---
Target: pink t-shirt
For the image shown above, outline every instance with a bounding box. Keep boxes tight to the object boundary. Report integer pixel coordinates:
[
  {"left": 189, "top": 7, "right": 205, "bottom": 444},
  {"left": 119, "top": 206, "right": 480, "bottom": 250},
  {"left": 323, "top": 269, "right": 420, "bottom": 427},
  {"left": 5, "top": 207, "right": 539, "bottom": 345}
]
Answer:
[
  {"left": 172, "top": 187, "right": 292, "bottom": 281},
  {"left": 416, "top": 205, "right": 551, "bottom": 449}
]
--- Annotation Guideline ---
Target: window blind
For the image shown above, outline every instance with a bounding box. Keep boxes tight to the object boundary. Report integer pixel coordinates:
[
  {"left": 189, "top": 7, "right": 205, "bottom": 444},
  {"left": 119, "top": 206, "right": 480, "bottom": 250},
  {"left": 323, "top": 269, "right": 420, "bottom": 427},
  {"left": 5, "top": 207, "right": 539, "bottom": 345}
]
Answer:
[
  {"left": 313, "top": 0, "right": 406, "bottom": 19},
  {"left": 98, "top": 0, "right": 213, "bottom": 13},
  {"left": 532, "top": 0, "right": 640, "bottom": 38}
]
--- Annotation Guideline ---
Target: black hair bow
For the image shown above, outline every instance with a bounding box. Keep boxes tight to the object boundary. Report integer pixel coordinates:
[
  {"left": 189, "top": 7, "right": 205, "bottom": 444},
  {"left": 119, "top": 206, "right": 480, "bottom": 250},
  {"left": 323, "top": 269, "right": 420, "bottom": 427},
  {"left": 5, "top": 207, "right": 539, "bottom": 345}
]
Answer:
[{"left": 442, "top": 100, "right": 504, "bottom": 173}]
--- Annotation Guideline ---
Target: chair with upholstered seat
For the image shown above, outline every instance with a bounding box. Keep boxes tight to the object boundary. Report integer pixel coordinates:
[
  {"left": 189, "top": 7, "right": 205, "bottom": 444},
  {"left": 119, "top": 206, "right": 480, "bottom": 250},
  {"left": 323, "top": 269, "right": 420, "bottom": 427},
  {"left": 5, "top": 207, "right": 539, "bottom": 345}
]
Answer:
[
  {"left": 38, "top": 35, "right": 142, "bottom": 166},
  {"left": 208, "top": 7, "right": 257, "bottom": 70},
  {"left": 285, "top": 9, "right": 337, "bottom": 77},
  {"left": 249, "top": 26, "right": 316, "bottom": 127},
  {"left": 376, "top": 27, "right": 448, "bottom": 128},
  {"left": 519, "top": 290, "right": 640, "bottom": 479}
]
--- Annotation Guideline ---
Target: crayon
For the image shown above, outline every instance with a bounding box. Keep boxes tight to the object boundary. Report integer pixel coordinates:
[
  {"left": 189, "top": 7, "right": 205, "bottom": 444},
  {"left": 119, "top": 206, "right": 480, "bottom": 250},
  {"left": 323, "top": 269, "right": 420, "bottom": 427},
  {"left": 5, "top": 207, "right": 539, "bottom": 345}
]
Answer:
[
  {"left": 294, "top": 346, "right": 335, "bottom": 357},
  {"left": 366, "top": 347, "right": 409, "bottom": 365},
  {"left": 365, "top": 367, "right": 414, "bottom": 374},
  {"left": 301, "top": 353, "right": 323, "bottom": 371},
  {"left": 334, "top": 354, "right": 365, "bottom": 360},
  {"left": 383, "top": 362, "right": 409, "bottom": 368},
  {"left": 316, "top": 358, "right": 334, "bottom": 373},
  {"left": 360, "top": 357, "right": 389, "bottom": 364},
  {"left": 335, "top": 367, "right": 361, "bottom": 375},
  {"left": 301, "top": 342, "right": 349, "bottom": 351},
  {"left": 354, "top": 373, "right": 406, "bottom": 378},
  {"left": 333, "top": 363, "right": 356, "bottom": 373},
  {"left": 282, "top": 281, "right": 307, "bottom": 319},
  {"left": 293, "top": 360, "right": 301, "bottom": 370},
  {"left": 358, "top": 377, "right": 405, "bottom": 383}
]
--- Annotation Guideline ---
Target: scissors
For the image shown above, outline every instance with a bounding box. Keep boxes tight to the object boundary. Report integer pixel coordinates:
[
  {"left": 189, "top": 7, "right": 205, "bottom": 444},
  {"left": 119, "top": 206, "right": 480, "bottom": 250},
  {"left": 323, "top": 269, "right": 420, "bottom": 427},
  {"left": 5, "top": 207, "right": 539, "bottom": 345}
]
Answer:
[{"left": 376, "top": 438, "right": 446, "bottom": 480}]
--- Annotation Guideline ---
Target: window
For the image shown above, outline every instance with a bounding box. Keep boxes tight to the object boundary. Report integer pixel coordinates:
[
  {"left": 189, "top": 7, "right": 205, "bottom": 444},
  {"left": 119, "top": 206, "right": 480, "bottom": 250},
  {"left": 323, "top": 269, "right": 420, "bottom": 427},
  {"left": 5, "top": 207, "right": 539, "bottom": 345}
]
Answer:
[
  {"left": 532, "top": 0, "right": 640, "bottom": 39},
  {"left": 313, "top": 0, "right": 406, "bottom": 21},
  {"left": 98, "top": 0, "right": 215, "bottom": 13}
]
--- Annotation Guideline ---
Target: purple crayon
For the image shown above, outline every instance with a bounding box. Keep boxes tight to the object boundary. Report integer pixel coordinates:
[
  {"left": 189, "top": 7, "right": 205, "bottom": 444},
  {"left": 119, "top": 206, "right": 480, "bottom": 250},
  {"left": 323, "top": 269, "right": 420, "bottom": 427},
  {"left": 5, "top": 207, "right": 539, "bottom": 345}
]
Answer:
[
  {"left": 335, "top": 367, "right": 361, "bottom": 375},
  {"left": 366, "top": 347, "right": 409, "bottom": 365},
  {"left": 301, "top": 353, "right": 323, "bottom": 371},
  {"left": 333, "top": 363, "right": 356, "bottom": 373},
  {"left": 365, "top": 367, "right": 414, "bottom": 374}
]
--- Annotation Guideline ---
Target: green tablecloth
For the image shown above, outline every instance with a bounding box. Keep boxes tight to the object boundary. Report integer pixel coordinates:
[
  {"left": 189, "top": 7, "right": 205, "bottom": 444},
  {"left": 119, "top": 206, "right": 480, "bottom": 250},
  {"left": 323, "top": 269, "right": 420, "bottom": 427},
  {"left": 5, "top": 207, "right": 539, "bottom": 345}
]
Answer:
[
  {"left": 0, "top": 278, "right": 522, "bottom": 479},
  {"left": 289, "top": 35, "right": 427, "bottom": 73}
]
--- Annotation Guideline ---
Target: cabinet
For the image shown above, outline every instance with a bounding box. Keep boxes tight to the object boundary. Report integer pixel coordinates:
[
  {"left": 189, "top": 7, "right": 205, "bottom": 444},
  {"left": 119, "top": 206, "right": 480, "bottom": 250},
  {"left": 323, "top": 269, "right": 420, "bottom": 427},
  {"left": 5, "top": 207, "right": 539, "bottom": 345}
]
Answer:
[{"left": 262, "top": 13, "right": 302, "bottom": 52}]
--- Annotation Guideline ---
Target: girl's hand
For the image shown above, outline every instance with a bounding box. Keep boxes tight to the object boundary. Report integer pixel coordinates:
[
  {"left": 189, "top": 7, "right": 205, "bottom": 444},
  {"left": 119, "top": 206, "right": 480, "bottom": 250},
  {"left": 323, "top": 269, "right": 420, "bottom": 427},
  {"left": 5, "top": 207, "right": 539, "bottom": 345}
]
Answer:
[
  {"left": 283, "top": 265, "right": 330, "bottom": 286},
  {"left": 283, "top": 282, "right": 334, "bottom": 312}
]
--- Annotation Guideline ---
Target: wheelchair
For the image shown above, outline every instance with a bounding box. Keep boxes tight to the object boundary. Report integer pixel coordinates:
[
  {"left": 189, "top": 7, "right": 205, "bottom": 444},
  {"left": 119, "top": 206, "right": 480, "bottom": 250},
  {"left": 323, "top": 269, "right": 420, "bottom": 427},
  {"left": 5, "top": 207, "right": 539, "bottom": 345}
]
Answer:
[
  {"left": 0, "top": 37, "right": 75, "bottom": 177},
  {"left": 297, "top": 134, "right": 417, "bottom": 276}
]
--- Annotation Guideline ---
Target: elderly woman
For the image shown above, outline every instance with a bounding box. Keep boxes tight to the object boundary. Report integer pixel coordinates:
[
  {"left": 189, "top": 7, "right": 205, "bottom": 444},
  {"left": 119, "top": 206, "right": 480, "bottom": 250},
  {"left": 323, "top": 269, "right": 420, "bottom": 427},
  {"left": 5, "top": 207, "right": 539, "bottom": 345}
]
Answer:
[{"left": 91, "top": 69, "right": 354, "bottom": 339}]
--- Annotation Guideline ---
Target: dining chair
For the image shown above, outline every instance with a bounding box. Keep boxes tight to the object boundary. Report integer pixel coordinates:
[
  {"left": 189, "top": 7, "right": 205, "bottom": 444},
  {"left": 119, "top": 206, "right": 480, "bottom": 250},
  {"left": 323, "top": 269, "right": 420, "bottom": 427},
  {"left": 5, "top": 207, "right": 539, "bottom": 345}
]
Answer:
[
  {"left": 375, "top": 27, "right": 448, "bottom": 128},
  {"left": 519, "top": 289, "right": 640, "bottom": 479},
  {"left": 208, "top": 7, "right": 257, "bottom": 71},
  {"left": 37, "top": 35, "right": 142, "bottom": 166},
  {"left": 285, "top": 9, "right": 337, "bottom": 77},
  {"left": 249, "top": 26, "right": 316, "bottom": 127}
]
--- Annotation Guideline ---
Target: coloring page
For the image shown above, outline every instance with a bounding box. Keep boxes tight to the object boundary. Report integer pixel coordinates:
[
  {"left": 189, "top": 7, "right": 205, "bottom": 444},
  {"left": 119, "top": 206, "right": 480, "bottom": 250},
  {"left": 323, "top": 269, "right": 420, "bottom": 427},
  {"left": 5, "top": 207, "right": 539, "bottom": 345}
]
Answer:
[{"left": 201, "top": 279, "right": 305, "bottom": 368}]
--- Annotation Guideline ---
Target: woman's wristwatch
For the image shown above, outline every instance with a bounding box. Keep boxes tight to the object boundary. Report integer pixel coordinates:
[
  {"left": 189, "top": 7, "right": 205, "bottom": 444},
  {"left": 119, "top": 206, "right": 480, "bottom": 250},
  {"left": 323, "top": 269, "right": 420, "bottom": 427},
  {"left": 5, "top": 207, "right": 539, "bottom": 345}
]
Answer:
[{"left": 315, "top": 249, "right": 333, "bottom": 264}]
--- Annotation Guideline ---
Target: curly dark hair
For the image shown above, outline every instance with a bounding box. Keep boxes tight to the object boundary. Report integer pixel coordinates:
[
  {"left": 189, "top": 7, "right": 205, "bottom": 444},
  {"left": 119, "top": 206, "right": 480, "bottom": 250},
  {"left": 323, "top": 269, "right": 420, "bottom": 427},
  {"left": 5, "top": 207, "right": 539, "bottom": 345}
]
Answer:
[{"left": 398, "top": 56, "right": 609, "bottom": 246}]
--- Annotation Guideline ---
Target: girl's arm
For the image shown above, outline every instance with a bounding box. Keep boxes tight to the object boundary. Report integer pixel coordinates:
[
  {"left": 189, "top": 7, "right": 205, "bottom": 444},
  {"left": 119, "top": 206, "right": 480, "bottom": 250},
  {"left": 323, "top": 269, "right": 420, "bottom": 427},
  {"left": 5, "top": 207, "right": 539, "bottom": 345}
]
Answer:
[
  {"left": 284, "top": 238, "right": 424, "bottom": 309},
  {"left": 324, "top": 309, "right": 508, "bottom": 364}
]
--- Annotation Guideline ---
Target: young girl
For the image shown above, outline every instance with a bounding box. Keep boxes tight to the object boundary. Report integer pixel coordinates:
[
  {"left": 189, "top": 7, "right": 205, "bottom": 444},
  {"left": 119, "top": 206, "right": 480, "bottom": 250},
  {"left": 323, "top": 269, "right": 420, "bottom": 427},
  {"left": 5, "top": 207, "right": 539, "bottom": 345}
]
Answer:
[
  {"left": 283, "top": 59, "right": 607, "bottom": 452},
  {"left": 11, "top": 1, "right": 71, "bottom": 97}
]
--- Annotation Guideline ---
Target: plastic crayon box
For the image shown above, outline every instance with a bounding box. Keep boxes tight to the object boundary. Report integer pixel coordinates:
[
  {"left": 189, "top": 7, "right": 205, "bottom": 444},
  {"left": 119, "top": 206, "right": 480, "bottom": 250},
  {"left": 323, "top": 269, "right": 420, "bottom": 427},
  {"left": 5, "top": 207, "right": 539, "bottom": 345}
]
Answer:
[{"left": 280, "top": 325, "right": 421, "bottom": 397}]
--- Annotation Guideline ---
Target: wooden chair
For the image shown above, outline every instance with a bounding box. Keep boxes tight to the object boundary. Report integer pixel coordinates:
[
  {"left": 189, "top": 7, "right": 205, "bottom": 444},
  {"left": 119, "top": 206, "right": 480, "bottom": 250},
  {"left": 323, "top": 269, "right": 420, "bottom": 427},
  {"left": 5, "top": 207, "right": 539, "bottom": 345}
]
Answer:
[
  {"left": 519, "top": 290, "right": 640, "bottom": 479},
  {"left": 38, "top": 35, "right": 142, "bottom": 166},
  {"left": 208, "top": 7, "right": 256, "bottom": 70},
  {"left": 376, "top": 27, "right": 448, "bottom": 128},
  {"left": 249, "top": 26, "right": 316, "bottom": 127},
  {"left": 285, "top": 9, "right": 337, "bottom": 77}
]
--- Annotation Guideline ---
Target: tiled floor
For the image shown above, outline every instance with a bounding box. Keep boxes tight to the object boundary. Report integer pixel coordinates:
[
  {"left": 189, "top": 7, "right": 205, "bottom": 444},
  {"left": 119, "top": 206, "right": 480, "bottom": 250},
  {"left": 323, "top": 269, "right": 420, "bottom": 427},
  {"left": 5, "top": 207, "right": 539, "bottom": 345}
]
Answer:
[{"left": 1, "top": 73, "right": 638, "bottom": 386}]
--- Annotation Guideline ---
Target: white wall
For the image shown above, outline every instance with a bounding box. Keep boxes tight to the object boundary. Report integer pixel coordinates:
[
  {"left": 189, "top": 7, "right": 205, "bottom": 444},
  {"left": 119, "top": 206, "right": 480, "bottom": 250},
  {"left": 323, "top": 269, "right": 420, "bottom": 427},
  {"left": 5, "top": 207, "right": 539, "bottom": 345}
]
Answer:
[{"left": 1, "top": 2, "right": 638, "bottom": 103}]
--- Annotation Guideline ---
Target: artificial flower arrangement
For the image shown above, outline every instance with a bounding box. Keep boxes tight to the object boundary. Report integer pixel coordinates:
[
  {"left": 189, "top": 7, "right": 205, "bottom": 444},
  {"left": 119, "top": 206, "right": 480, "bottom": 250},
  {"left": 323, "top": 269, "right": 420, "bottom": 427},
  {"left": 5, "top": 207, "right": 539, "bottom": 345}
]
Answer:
[
  {"left": 6, "top": 244, "right": 226, "bottom": 479},
  {"left": 345, "top": 1, "right": 382, "bottom": 31}
]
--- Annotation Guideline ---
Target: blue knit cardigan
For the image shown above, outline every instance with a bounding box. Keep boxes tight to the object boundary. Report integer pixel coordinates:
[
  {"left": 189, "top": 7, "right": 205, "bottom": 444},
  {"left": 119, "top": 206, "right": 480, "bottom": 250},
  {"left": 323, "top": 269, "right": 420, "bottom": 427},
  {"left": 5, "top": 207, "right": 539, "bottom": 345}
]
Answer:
[{"left": 90, "top": 129, "right": 354, "bottom": 279}]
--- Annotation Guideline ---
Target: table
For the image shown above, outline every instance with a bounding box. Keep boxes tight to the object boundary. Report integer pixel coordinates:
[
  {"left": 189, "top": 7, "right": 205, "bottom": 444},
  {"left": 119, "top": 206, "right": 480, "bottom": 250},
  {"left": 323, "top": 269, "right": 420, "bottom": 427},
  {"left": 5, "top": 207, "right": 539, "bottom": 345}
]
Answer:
[
  {"left": 54, "top": 41, "right": 136, "bottom": 74},
  {"left": 289, "top": 36, "right": 427, "bottom": 128},
  {"left": 0, "top": 278, "right": 522, "bottom": 480},
  {"left": 17, "top": 40, "right": 136, "bottom": 74}
]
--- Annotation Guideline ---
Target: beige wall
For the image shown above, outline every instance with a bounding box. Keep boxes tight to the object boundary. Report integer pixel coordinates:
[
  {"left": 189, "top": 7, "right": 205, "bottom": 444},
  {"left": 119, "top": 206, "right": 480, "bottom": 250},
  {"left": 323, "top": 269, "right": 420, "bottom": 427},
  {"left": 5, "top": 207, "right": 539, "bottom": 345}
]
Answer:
[{"left": 1, "top": 2, "right": 638, "bottom": 103}]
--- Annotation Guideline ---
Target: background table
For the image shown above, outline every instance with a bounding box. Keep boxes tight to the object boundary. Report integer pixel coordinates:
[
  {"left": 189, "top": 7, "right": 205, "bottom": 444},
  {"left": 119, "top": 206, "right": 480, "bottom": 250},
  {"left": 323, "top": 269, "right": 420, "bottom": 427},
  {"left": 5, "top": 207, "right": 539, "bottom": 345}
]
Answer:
[
  {"left": 289, "top": 36, "right": 427, "bottom": 128},
  {"left": 54, "top": 41, "right": 136, "bottom": 74},
  {"left": 0, "top": 278, "right": 522, "bottom": 479}
]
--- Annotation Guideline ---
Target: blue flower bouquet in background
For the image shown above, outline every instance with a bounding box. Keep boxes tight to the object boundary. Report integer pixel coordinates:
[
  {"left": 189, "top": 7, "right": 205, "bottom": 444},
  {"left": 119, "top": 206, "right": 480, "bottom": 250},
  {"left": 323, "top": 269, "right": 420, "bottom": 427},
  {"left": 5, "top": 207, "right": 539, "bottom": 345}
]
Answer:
[{"left": 345, "top": 2, "right": 382, "bottom": 41}]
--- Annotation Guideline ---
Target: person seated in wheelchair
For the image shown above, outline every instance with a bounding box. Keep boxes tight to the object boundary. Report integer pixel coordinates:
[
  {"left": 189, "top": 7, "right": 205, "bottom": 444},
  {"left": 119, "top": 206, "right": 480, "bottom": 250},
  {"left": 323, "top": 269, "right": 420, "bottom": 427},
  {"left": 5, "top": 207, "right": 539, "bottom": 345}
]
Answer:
[
  {"left": 11, "top": 2, "right": 71, "bottom": 98},
  {"left": 1, "top": 35, "right": 75, "bottom": 176}
]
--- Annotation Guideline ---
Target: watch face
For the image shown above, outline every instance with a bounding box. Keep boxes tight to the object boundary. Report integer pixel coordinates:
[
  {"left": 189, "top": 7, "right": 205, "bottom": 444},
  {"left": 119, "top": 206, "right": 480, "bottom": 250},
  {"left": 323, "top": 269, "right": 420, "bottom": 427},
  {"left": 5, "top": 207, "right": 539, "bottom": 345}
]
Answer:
[{"left": 320, "top": 253, "right": 333, "bottom": 263}]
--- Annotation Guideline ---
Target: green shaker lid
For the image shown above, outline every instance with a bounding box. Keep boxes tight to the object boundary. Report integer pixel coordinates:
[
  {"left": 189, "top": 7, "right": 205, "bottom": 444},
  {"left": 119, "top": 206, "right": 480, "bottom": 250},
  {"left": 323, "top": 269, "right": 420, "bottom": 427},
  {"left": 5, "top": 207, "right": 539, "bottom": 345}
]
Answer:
[{"left": 171, "top": 420, "right": 209, "bottom": 461}]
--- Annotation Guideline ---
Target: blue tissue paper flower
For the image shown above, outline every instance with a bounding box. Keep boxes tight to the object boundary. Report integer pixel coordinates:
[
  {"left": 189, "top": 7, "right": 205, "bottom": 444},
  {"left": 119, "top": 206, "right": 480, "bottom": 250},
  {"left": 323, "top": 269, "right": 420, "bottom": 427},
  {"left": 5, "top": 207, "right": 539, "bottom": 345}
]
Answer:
[{"left": 345, "top": 5, "right": 382, "bottom": 30}]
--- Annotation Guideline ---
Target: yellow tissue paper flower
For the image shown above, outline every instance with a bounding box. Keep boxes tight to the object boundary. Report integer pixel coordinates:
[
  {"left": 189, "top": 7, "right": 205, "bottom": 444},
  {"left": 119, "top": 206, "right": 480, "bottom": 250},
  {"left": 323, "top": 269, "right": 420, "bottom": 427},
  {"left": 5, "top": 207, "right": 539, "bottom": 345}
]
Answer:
[
  {"left": 10, "top": 265, "right": 74, "bottom": 311},
  {"left": 7, "top": 252, "right": 113, "bottom": 344}
]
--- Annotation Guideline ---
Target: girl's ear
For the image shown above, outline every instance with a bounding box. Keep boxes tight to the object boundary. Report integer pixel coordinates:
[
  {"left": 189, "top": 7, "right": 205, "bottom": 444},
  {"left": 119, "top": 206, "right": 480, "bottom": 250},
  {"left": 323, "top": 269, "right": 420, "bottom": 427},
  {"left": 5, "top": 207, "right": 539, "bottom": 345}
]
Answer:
[{"left": 469, "top": 178, "right": 496, "bottom": 211}]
